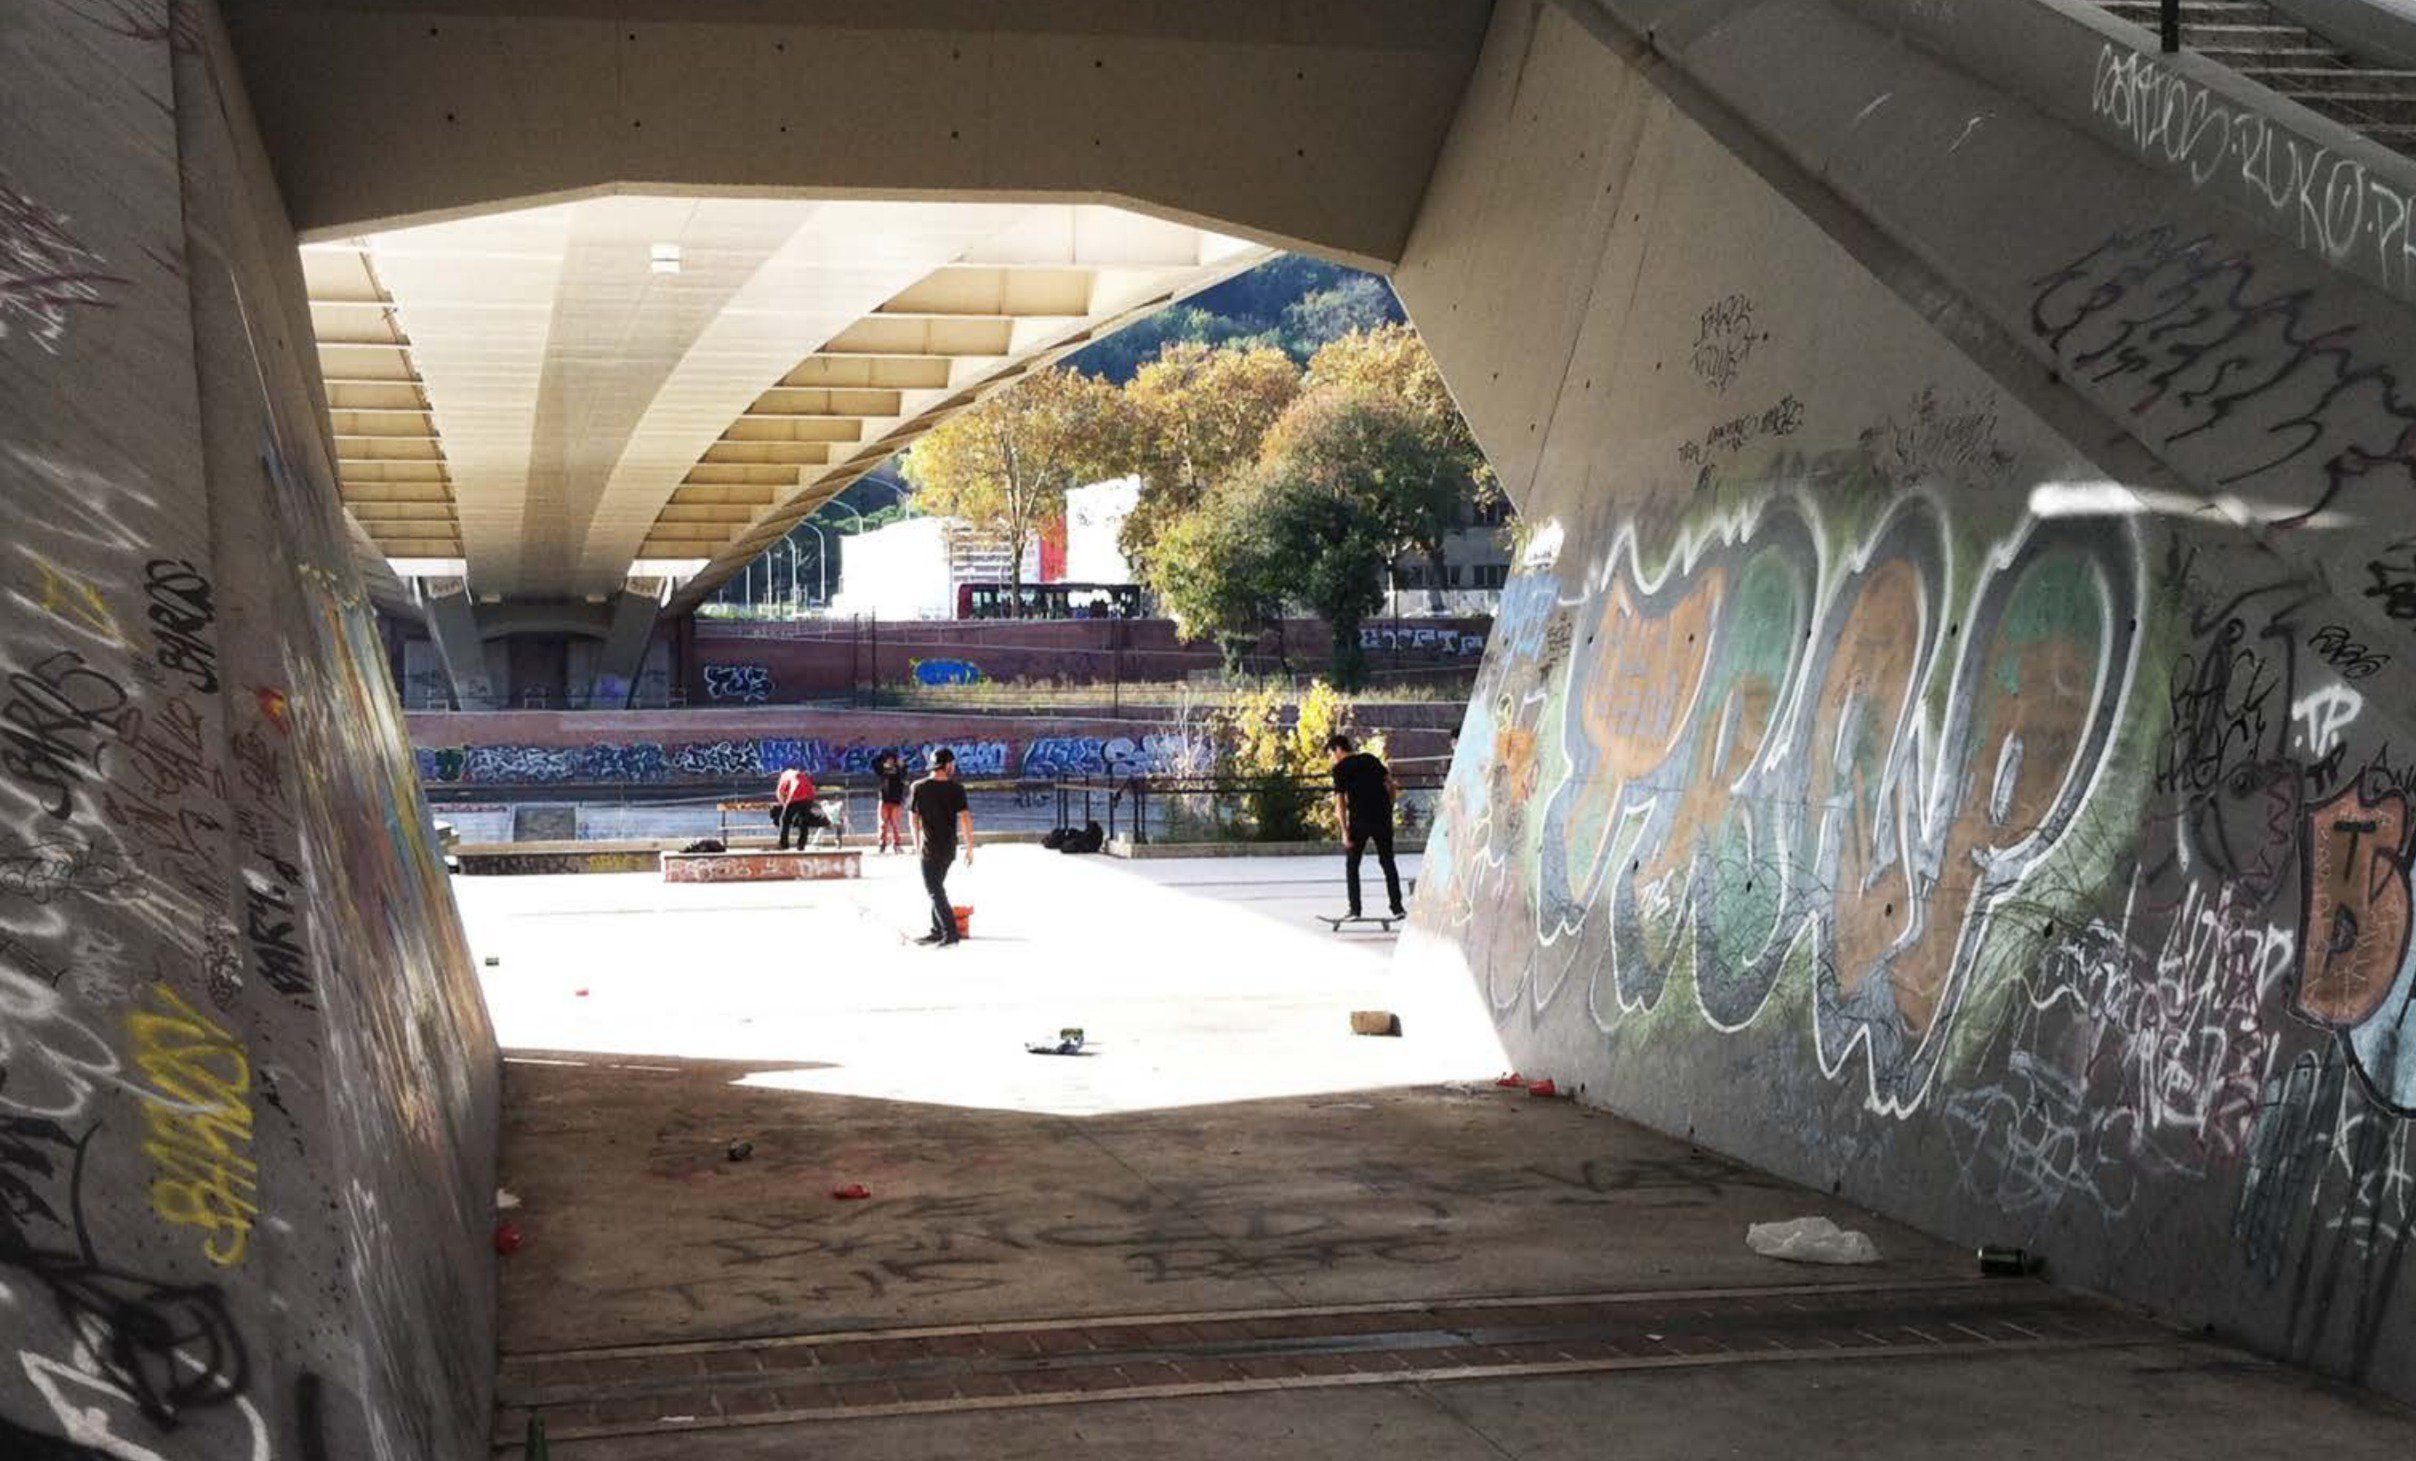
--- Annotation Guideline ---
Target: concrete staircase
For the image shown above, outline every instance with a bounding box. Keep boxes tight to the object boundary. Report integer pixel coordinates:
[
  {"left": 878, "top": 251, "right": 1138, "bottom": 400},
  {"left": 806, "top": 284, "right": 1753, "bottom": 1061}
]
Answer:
[{"left": 2097, "top": 0, "right": 2416, "bottom": 151}]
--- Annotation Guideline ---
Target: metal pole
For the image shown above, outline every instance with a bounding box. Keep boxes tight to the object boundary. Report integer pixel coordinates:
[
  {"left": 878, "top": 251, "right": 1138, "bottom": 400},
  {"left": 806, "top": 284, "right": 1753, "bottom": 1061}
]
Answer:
[
  {"left": 2161, "top": 0, "right": 2179, "bottom": 52},
  {"left": 800, "top": 523, "right": 828, "bottom": 606}
]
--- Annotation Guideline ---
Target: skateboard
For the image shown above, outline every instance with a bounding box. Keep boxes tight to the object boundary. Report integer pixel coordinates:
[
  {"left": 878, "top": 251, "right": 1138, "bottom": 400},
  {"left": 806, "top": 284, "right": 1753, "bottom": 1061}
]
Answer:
[{"left": 1318, "top": 913, "right": 1402, "bottom": 933}]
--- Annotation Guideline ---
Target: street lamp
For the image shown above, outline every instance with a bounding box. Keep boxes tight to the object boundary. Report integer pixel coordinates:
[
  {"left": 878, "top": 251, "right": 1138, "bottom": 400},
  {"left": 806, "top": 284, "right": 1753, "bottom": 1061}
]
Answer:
[{"left": 798, "top": 523, "right": 829, "bottom": 607}]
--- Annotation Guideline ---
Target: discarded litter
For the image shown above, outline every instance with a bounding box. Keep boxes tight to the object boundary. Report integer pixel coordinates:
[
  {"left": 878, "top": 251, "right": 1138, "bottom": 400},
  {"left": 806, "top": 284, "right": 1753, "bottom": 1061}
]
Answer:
[
  {"left": 1526, "top": 1078, "right": 1559, "bottom": 1099},
  {"left": 1349, "top": 1010, "right": 1401, "bottom": 1037},
  {"left": 483, "top": 956, "right": 500, "bottom": 967},
  {"left": 1494, "top": 1073, "right": 1527, "bottom": 1088},
  {"left": 1026, "top": 1027, "right": 1086, "bottom": 1056},
  {"left": 573, "top": 987, "right": 590, "bottom": 998},
  {"left": 1746, "top": 1215, "right": 1882, "bottom": 1266},
  {"left": 727, "top": 1140, "right": 753, "bottom": 1163},
  {"left": 830, "top": 1183, "right": 872, "bottom": 1201},
  {"left": 495, "top": 1188, "right": 521, "bottom": 1210},
  {"left": 1977, "top": 1245, "right": 2038, "bottom": 1277},
  {"left": 493, "top": 1221, "right": 525, "bottom": 1255}
]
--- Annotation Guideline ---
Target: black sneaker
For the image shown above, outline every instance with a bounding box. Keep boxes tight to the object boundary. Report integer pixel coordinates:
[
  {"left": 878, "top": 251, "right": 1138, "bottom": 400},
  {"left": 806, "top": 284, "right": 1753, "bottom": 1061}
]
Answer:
[
  {"left": 1389, "top": 907, "right": 1407, "bottom": 920},
  {"left": 914, "top": 932, "right": 945, "bottom": 946}
]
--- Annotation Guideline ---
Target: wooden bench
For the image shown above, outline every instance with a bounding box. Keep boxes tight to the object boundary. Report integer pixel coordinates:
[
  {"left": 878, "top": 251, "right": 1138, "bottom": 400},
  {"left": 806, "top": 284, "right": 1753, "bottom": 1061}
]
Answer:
[{"left": 661, "top": 848, "right": 862, "bottom": 884}]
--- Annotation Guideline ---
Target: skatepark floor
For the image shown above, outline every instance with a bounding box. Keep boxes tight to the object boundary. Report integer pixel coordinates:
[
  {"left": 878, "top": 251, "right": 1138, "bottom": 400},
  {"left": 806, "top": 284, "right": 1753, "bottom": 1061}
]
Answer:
[{"left": 456, "top": 848, "right": 2416, "bottom": 1457}]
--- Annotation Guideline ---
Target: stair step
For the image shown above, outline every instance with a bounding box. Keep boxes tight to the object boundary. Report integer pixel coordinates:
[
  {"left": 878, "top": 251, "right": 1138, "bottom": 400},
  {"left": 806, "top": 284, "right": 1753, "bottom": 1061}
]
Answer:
[{"left": 2083, "top": 0, "right": 2415, "bottom": 159}]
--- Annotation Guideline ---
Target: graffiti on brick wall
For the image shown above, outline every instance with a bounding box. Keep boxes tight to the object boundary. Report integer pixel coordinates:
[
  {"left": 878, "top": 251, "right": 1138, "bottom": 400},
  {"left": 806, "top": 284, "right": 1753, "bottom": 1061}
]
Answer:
[
  {"left": 909, "top": 658, "right": 985, "bottom": 686},
  {"left": 418, "top": 735, "right": 1029, "bottom": 784},
  {"left": 462, "top": 744, "right": 580, "bottom": 784},
  {"left": 669, "top": 740, "right": 761, "bottom": 779},
  {"left": 1020, "top": 734, "right": 1198, "bottom": 780},
  {"left": 1359, "top": 625, "right": 1486, "bottom": 656},
  {"left": 701, "top": 663, "right": 772, "bottom": 703}
]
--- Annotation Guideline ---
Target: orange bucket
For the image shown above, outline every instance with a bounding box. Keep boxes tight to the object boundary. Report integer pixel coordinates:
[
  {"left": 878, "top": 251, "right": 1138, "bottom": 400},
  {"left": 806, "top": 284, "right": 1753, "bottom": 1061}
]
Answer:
[{"left": 952, "top": 905, "right": 973, "bottom": 938}]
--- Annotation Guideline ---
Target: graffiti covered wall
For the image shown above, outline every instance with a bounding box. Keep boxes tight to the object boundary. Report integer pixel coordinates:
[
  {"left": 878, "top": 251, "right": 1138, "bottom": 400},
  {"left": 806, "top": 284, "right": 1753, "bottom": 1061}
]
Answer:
[
  {"left": 0, "top": 4, "right": 496, "bottom": 1457},
  {"left": 1395, "top": 0, "right": 2416, "bottom": 1405}
]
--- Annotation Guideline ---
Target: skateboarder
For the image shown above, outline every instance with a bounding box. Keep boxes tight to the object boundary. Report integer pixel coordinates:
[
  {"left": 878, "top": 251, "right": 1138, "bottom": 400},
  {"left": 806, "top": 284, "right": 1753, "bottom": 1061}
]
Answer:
[
  {"left": 876, "top": 750, "right": 910, "bottom": 854},
  {"left": 773, "top": 765, "right": 830, "bottom": 849},
  {"left": 910, "top": 748, "right": 974, "bottom": 945},
  {"left": 1326, "top": 734, "right": 1405, "bottom": 922}
]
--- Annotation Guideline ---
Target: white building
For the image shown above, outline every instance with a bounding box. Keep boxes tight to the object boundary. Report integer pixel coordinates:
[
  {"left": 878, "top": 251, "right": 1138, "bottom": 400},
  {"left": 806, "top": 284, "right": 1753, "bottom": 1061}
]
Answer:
[
  {"left": 1066, "top": 475, "right": 1142, "bottom": 584},
  {"left": 827, "top": 516, "right": 1039, "bottom": 619}
]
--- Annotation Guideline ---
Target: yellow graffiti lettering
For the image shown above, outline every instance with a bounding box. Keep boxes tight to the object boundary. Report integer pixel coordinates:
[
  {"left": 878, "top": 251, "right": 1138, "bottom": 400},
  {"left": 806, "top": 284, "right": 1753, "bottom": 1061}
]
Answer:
[
  {"left": 24, "top": 552, "right": 127, "bottom": 646},
  {"left": 126, "top": 981, "right": 258, "bottom": 1267}
]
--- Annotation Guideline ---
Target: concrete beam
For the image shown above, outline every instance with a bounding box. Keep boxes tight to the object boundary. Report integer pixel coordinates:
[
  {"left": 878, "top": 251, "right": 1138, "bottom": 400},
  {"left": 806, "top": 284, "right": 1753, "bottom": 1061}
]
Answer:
[{"left": 217, "top": 0, "right": 1494, "bottom": 269}]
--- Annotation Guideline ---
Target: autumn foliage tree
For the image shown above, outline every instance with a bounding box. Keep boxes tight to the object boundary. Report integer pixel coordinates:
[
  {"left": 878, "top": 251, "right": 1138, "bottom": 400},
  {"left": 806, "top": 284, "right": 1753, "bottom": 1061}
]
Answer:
[
  {"left": 1115, "top": 341, "right": 1300, "bottom": 573},
  {"left": 900, "top": 368, "right": 1132, "bottom": 611},
  {"left": 1252, "top": 387, "right": 1468, "bottom": 687}
]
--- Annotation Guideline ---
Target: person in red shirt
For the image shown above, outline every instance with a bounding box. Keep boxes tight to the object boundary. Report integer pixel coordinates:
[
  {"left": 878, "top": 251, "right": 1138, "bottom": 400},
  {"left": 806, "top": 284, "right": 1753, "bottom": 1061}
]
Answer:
[{"left": 773, "top": 765, "right": 830, "bottom": 849}]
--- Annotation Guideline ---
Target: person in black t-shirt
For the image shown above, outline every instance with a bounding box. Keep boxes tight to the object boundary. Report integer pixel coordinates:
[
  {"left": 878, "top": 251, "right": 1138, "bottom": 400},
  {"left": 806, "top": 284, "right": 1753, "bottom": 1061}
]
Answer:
[
  {"left": 876, "top": 751, "right": 910, "bottom": 854},
  {"left": 909, "top": 748, "right": 974, "bottom": 945},
  {"left": 1326, "top": 734, "right": 1405, "bottom": 920}
]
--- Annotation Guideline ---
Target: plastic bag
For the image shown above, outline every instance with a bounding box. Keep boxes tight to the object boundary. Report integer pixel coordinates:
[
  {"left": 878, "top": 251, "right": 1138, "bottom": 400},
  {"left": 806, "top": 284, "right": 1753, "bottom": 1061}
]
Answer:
[{"left": 1746, "top": 1215, "right": 1882, "bottom": 1265}]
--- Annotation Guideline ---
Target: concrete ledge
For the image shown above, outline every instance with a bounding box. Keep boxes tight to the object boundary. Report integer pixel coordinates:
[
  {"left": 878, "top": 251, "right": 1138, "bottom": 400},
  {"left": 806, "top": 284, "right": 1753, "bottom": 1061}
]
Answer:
[
  {"left": 663, "top": 848, "right": 863, "bottom": 883},
  {"left": 456, "top": 844, "right": 662, "bottom": 876},
  {"left": 1106, "top": 836, "right": 1429, "bottom": 859}
]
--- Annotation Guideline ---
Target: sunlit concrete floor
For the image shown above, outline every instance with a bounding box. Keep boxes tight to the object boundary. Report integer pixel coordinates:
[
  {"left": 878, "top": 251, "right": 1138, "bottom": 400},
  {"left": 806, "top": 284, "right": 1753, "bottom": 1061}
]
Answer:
[{"left": 458, "top": 850, "right": 2416, "bottom": 1457}]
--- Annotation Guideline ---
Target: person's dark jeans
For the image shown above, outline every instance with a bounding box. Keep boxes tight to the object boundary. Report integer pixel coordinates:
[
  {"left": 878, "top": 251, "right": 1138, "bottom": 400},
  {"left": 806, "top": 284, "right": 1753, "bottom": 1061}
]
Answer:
[
  {"left": 779, "top": 801, "right": 829, "bottom": 849},
  {"left": 1345, "top": 823, "right": 1404, "bottom": 918},
  {"left": 922, "top": 846, "right": 959, "bottom": 942}
]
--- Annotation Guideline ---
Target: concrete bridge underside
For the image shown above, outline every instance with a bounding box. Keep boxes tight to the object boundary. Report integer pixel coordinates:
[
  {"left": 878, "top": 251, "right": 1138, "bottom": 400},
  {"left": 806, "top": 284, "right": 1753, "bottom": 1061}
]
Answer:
[{"left": 11, "top": 0, "right": 2416, "bottom": 1454}]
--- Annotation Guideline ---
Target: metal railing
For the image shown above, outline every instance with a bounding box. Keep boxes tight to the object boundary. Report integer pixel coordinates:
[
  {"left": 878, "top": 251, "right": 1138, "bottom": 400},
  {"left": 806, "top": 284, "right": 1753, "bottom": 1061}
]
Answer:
[{"left": 1050, "top": 771, "right": 1448, "bottom": 847}]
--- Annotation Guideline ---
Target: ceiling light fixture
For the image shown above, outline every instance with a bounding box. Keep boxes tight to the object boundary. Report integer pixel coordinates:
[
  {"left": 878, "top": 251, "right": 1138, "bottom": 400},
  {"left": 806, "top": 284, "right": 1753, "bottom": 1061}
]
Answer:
[{"left": 649, "top": 242, "right": 681, "bottom": 275}]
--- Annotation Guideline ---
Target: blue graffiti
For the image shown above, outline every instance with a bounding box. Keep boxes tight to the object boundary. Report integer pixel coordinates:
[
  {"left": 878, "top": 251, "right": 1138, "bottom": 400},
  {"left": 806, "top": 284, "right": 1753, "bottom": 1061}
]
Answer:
[
  {"left": 910, "top": 658, "right": 985, "bottom": 687},
  {"left": 757, "top": 737, "right": 822, "bottom": 775},
  {"left": 578, "top": 742, "right": 666, "bottom": 783},
  {"left": 1019, "top": 734, "right": 1193, "bottom": 779}
]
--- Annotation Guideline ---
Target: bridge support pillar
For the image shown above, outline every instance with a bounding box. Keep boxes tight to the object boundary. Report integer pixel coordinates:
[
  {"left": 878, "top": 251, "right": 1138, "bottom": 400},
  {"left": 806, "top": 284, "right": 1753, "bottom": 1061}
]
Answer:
[
  {"left": 585, "top": 585, "right": 663, "bottom": 708},
  {"left": 420, "top": 580, "right": 499, "bottom": 709}
]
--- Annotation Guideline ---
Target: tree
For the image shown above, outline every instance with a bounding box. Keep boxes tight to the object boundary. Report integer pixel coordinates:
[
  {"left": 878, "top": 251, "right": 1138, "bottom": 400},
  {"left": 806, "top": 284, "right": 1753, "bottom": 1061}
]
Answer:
[
  {"left": 1256, "top": 385, "right": 1469, "bottom": 688},
  {"left": 1305, "top": 324, "right": 1498, "bottom": 577},
  {"left": 1115, "top": 341, "right": 1300, "bottom": 573},
  {"left": 1143, "top": 469, "right": 1290, "bottom": 672},
  {"left": 901, "top": 368, "right": 1133, "bottom": 611},
  {"left": 1282, "top": 275, "right": 1403, "bottom": 351}
]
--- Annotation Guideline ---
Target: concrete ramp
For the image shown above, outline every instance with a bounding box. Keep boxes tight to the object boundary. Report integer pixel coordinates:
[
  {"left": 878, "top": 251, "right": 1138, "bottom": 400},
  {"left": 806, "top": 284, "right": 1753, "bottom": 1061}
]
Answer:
[{"left": 1393, "top": 0, "right": 2416, "bottom": 1407}]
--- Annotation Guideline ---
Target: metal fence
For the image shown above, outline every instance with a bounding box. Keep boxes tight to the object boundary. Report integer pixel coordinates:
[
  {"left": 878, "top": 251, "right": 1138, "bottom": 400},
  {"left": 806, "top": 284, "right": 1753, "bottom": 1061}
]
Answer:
[{"left": 1047, "top": 772, "right": 1448, "bottom": 846}]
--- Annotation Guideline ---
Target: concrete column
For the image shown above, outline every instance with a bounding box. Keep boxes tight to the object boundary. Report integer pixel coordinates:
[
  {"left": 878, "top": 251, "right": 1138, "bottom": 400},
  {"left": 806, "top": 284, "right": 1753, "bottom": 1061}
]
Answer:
[
  {"left": 585, "top": 585, "right": 663, "bottom": 709},
  {"left": 0, "top": 2, "right": 496, "bottom": 1455},
  {"left": 420, "top": 579, "right": 499, "bottom": 710}
]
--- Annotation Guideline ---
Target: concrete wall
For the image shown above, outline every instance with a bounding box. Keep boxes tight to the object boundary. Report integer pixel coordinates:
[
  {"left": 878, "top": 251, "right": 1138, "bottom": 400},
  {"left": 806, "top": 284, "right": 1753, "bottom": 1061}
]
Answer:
[
  {"left": 0, "top": 3, "right": 497, "bottom": 1457},
  {"left": 1393, "top": 0, "right": 2416, "bottom": 1404}
]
